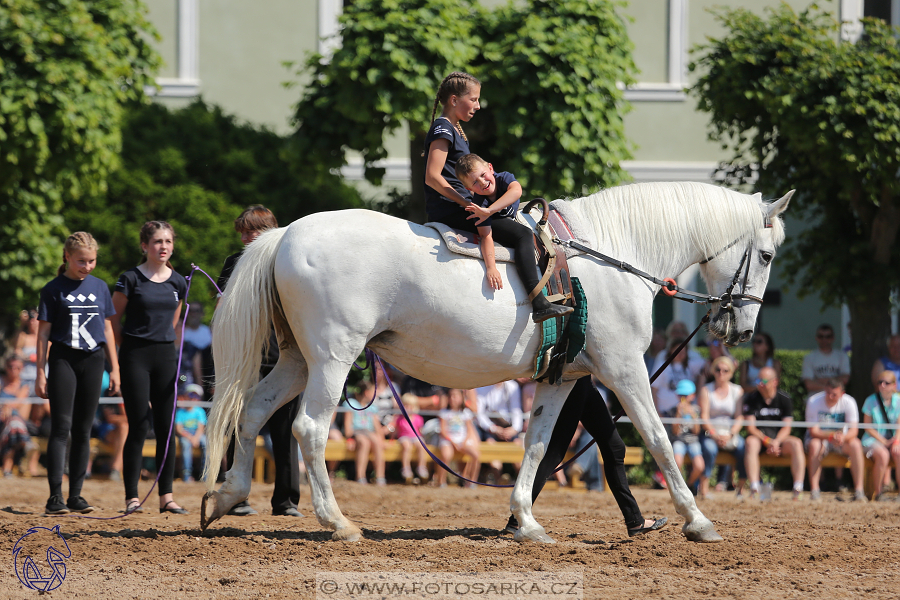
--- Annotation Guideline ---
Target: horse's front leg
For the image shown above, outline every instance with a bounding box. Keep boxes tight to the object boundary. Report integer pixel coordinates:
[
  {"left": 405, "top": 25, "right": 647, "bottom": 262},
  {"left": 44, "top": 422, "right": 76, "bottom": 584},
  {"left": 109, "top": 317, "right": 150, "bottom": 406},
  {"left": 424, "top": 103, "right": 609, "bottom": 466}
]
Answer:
[
  {"left": 607, "top": 363, "right": 723, "bottom": 543},
  {"left": 511, "top": 381, "right": 575, "bottom": 543},
  {"left": 201, "top": 348, "right": 306, "bottom": 530}
]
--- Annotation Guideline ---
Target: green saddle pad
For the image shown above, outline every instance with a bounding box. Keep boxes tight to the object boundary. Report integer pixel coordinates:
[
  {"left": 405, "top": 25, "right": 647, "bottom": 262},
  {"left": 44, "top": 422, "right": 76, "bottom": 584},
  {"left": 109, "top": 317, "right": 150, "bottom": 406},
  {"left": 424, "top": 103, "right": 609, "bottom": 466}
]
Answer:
[{"left": 532, "top": 277, "right": 588, "bottom": 378}]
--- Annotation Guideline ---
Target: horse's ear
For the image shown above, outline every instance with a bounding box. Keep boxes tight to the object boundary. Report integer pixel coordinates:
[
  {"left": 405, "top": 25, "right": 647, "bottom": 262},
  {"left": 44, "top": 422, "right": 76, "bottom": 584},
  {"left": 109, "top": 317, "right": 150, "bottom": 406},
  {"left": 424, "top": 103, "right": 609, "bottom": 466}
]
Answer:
[{"left": 766, "top": 190, "right": 794, "bottom": 218}]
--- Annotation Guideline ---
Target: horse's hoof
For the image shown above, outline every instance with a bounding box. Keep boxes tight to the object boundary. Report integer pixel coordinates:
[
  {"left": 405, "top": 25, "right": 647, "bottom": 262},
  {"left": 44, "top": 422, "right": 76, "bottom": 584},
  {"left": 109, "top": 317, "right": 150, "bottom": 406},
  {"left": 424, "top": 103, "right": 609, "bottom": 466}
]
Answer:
[
  {"left": 200, "top": 491, "right": 224, "bottom": 531},
  {"left": 682, "top": 520, "right": 724, "bottom": 543},
  {"left": 332, "top": 526, "right": 363, "bottom": 542},
  {"left": 514, "top": 525, "right": 556, "bottom": 544}
]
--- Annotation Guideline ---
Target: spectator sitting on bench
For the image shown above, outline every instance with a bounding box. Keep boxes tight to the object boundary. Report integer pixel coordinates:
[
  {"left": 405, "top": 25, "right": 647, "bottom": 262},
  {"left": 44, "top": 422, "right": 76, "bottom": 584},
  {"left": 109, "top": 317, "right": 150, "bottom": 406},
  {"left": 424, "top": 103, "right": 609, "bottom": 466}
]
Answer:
[
  {"left": 668, "top": 380, "right": 704, "bottom": 496},
  {"left": 437, "top": 388, "right": 480, "bottom": 488},
  {"left": 344, "top": 380, "right": 386, "bottom": 486},
  {"left": 174, "top": 384, "right": 207, "bottom": 482},
  {"left": 742, "top": 366, "right": 806, "bottom": 500},
  {"left": 805, "top": 379, "right": 866, "bottom": 502},
  {"left": 474, "top": 380, "right": 523, "bottom": 484},
  {"left": 861, "top": 371, "right": 900, "bottom": 501},
  {"left": 392, "top": 395, "right": 430, "bottom": 483}
]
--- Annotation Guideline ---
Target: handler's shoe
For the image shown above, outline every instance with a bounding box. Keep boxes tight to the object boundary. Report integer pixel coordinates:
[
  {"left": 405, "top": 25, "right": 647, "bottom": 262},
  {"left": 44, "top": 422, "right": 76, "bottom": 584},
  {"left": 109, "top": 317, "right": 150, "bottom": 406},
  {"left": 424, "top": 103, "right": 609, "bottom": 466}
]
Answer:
[
  {"left": 45, "top": 495, "right": 69, "bottom": 515},
  {"left": 66, "top": 496, "right": 94, "bottom": 513},
  {"left": 227, "top": 500, "right": 258, "bottom": 516}
]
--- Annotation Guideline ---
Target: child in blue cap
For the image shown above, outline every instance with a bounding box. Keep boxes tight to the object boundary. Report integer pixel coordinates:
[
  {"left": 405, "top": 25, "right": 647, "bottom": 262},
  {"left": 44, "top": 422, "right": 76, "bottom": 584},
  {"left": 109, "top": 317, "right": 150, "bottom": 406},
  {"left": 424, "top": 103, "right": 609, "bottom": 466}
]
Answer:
[{"left": 670, "top": 379, "right": 705, "bottom": 495}]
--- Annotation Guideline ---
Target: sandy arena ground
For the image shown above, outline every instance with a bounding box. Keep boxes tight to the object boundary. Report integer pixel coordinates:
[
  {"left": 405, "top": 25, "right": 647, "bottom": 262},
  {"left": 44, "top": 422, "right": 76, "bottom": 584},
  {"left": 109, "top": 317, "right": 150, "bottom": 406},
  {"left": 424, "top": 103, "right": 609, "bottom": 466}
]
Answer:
[{"left": 2, "top": 476, "right": 898, "bottom": 599}]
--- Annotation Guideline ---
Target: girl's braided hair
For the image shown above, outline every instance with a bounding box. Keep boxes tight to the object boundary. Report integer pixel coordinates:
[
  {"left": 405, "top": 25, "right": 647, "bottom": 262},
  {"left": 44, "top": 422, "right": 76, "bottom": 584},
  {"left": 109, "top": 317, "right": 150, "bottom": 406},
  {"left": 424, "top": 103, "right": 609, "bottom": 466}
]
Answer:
[
  {"left": 430, "top": 71, "right": 480, "bottom": 142},
  {"left": 59, "top": 232, "right": 99, "bottom": 276}
]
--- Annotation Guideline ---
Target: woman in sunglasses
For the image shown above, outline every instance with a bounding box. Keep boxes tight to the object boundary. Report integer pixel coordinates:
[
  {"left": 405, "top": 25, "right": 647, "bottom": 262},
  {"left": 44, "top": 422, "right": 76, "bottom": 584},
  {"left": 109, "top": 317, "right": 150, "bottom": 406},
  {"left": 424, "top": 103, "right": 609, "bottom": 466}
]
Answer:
[
  {"left": 698, "top": 356, "right": 746, "bottom": 498},
  {"left": 861, "top": 371, "right": 900, "bottom": 501}
]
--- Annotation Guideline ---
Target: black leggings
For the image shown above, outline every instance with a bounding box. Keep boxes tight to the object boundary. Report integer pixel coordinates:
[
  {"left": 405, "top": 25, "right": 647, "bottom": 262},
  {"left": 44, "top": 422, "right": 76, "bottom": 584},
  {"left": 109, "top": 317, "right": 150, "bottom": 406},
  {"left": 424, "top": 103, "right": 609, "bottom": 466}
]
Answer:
[
  {"left": 532, "top": 377, "right": 644, "bottom": 529},
  {"left": 435, "top": 211, "right": 542, "bottom": 295},
  {"left": 47, "top": 345, "right": 106, "bottom": 498},
  {"left": 119, "top": 337, "right": 178, "bottom": 499}
]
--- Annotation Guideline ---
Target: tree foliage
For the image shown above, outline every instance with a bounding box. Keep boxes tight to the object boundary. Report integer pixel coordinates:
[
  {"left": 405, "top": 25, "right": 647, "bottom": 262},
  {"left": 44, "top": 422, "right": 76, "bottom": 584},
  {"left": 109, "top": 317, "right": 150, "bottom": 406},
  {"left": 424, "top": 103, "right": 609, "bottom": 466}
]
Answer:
[
  {"left": 63, "top": 100, "right": 366, "bottom": 312},
  {"left": 289, "top": 0, "right": 635, "bottom": 208},
  {"left": 0, "top": 0, "right": 159, "bottom": 326},
  {"left": 689, "top": 4, "right": 900, "bottom": 401}
]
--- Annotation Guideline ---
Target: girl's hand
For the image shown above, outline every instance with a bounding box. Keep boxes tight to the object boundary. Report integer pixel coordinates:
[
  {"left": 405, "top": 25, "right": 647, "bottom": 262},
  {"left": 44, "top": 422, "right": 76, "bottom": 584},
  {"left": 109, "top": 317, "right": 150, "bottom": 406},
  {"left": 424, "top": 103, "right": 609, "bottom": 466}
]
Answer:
[
  {"left": 466, "top": 203, "right": 493, "bottom": 226},
  {"left": 35, "top": 372, "right": 48, "bottom": 399},
  {"left": 485, "top": 267, "right": 503, "bottom": 290},
  {"left": 108, "top": 370, "right": 121, "bottom": 396}
]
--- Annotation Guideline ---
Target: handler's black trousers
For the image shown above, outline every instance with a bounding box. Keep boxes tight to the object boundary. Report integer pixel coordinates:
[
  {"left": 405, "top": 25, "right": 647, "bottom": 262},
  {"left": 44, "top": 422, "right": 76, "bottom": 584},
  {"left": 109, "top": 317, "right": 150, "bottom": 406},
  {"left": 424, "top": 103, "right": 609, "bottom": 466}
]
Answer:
[
  {"left": 532, "top": 377, "right": 644, "bottom": 529},
  {"left": 227, "top": 365, "right": 301, "bottom": 512}
]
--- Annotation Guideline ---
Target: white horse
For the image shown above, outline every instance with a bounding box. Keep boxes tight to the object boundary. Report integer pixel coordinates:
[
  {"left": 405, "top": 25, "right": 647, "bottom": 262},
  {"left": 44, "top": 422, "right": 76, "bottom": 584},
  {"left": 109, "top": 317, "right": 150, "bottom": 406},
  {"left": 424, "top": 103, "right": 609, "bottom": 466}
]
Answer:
[{"left": 201, "top": 181, "right": 792, "bottom": 543}]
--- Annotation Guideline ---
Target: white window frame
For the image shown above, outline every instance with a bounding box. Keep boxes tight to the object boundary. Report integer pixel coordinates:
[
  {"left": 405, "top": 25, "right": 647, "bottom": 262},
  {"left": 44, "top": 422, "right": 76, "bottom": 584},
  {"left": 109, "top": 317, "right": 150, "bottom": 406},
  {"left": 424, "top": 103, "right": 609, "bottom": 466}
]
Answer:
[
  {"left": 624, "top": 0, "right": 688, "bottom": 102},
  {"left": 150, "top": 0, "right": 200, "bottom": 97}
]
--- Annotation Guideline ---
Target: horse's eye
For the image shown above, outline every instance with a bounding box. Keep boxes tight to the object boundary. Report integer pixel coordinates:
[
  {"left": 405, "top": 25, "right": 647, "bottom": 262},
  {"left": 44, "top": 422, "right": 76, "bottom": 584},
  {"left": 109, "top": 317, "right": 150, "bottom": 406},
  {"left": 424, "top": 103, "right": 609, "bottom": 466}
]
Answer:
[{"left": 760, "top": 251, "right": 774, "bottom": 265}]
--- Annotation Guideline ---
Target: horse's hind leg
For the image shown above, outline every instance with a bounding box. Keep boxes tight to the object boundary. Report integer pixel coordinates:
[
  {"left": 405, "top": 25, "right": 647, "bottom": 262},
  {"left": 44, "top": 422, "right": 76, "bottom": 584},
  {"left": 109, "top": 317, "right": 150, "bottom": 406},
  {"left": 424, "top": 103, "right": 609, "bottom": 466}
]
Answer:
[
  {"left": 201, "top": 347, "right": 307, "bottom": 530},
  {"left": 293, "top": 359, "right": 364, "bottom": 541}
]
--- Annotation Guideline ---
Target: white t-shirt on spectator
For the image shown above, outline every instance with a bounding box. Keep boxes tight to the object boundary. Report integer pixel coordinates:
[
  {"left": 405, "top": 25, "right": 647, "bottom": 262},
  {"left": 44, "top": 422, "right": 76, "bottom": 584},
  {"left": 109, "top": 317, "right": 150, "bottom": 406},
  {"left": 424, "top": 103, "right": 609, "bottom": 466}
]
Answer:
[
  {"left": 801, "top": 350, "right": 850, "bottom": 383},
  {"left": 804, "top": 391, "right": 858, "bottom": 442},
  {"left": 475, "top": 381, "right": 523, "bottom": 433}
]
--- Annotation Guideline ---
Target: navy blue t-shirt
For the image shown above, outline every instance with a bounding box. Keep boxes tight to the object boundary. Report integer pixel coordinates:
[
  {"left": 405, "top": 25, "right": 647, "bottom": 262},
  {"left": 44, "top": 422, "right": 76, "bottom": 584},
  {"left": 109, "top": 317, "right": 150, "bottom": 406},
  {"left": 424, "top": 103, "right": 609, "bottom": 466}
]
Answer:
[
  {"left": 423, "top": 117, "right": 472, "bottom": 222},
  {"left": 115, "top": 267, "right": 187, "bottom": 343},
  {"left": 473, "top": 171, "right": 520, "bottom": 219},
  {"left": 38, "top": 274, "right": 115, "bottom": 352}
]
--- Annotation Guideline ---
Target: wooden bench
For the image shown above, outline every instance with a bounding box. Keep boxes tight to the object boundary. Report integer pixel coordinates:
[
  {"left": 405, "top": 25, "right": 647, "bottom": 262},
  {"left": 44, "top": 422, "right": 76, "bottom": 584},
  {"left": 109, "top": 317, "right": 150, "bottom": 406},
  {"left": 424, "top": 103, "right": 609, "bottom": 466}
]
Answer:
[
  {"left": 714, "top": 451, "right": 894, "bottom": 498},
  {"left": 306, "top": 439, "right": 644, "bottom": 492}
]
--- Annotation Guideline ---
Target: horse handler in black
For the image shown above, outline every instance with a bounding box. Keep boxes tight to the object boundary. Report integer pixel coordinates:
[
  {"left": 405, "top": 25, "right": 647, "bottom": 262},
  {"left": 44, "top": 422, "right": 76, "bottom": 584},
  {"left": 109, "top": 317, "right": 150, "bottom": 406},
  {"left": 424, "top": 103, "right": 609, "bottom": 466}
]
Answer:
[
  {"left": 217, "top": 205, "right": 303, "bottom": 518},
  {"left": 506, "top": 377, "right": 667, "bottom": 537}
]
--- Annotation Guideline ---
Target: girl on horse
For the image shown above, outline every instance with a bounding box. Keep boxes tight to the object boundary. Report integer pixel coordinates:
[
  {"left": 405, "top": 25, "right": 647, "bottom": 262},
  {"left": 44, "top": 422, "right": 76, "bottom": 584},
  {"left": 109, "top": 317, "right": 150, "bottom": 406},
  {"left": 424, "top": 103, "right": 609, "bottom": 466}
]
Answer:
[{"left": 423, "top": 71, "right": 571, "bottom": 324}]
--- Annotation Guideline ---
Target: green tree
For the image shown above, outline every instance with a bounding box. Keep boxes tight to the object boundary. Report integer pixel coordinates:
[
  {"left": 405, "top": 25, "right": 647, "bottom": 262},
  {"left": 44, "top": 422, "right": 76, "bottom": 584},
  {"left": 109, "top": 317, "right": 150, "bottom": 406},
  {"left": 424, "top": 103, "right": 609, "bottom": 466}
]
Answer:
[
  {"left": 689, "top": 4, "right": 900, "bottom": 402},
  {"left": 289, "top": 0, "right": 635, "bottom": 222},
  {"left": 64, "top": 100, "right": 366, "bottom": 310},
  {"left": 0, "top": 0, "right": 160, "bottom": 329}
]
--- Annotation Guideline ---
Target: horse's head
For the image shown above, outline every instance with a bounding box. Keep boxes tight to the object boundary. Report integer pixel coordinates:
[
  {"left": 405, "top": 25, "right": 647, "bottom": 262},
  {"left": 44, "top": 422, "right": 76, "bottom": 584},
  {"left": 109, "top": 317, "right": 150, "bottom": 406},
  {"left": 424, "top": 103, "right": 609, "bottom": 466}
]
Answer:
[{"left": 701, "top": 190, "right": 793, "bottom": 346}]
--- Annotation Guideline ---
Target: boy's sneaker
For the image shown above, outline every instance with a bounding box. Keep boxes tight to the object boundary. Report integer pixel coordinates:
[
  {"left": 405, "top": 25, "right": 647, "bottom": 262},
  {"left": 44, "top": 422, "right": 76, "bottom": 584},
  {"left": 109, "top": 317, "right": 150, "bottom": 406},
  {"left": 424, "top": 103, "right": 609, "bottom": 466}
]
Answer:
[
  {"left": 46, "top": 495, "right": 69, "bottom": 515},
  {"left": 67, "top": 496, "right": 95, "bottom": 513}
]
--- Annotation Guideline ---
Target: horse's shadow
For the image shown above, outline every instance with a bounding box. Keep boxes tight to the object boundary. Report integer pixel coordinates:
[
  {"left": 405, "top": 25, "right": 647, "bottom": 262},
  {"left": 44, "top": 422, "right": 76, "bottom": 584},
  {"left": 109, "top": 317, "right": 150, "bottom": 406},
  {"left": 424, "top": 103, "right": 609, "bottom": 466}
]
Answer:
[{"left": 74, "top": 526, "right": 506, "bottom": 543}]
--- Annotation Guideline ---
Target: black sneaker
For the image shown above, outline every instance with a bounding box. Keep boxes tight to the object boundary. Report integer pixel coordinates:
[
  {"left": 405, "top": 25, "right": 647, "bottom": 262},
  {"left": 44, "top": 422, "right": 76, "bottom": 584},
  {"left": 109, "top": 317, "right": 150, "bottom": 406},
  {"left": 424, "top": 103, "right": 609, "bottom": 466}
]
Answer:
[
  {"left": 227, "top": 500, "right": 258, "bottom": 516},
  {"left": 46, "top": 495, "right": 69, "bottom": 515},
  {"left": 532, "top": 303, "right": 574, "bottom": 324},
  {"left": 67, "top": 496, "right": 95, "bottom": 513}
]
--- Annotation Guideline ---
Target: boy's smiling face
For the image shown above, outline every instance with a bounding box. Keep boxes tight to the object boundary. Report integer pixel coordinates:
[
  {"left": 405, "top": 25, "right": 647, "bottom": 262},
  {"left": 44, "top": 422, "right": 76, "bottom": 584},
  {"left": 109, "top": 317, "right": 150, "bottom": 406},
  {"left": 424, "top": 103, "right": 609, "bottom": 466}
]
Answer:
[{"left": 461, "top": 161, "right": 497, "bottom": 196}]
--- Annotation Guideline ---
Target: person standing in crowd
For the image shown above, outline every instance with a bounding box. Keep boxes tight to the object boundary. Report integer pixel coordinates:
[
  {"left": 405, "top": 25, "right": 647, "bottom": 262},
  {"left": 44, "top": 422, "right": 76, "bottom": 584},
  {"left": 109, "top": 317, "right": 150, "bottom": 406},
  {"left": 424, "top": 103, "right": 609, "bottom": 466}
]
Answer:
[
  {"left": 36, "top": 232, "right": 120, "bottom": 514},
  {"left": 861, "top": 371, "right": 900, "bottom": 501},
  {"left": 13, "top": 309, "right": 39, "bottom": 395},
  {"left": 804, "top": 379, "right": 866, "bottom": 502},
  {"left": 112, "top": 221, "right": 188, "bottom": 515},
  {"left": 871, "top": 334, "right": 900, "bottom": 389},
  {"left": 218, "top": 205, "right": 303, "bottom": 518},
  {"left": 802, "top": 324, "right": 850, "bottom": 397},
  {"left": 739, "top": 332, "right": 782, "bottom": 393},
  {"left": 742, "top": 366, "right": 806, "bottom": 500}
]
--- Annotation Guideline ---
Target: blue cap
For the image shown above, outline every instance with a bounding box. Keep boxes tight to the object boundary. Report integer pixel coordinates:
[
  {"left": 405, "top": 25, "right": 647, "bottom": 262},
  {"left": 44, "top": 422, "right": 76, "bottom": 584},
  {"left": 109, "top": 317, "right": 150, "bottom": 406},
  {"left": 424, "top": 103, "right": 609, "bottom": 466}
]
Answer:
[{"left": 675, "top": 379, "right": 696, "bottom": 396}]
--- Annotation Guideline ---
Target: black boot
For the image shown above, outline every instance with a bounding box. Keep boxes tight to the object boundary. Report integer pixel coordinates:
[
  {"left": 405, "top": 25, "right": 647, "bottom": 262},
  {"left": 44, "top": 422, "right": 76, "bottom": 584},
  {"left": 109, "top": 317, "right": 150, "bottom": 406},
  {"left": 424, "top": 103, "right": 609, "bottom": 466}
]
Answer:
[{"left": 531, "top": 294, "right": 573, "bottom": 324}]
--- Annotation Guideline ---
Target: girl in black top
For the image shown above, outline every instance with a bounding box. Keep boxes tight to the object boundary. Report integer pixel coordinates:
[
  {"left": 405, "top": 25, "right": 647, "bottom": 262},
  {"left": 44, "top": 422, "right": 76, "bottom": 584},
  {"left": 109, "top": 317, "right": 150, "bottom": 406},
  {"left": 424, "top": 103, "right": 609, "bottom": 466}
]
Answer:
[
  {"left": 36, "top": 232, "right": 120, "bottom": 514},
  {"left": 111, "top": 221, "right": 189, "bottom": 515},
  {"left": 423, "top": 72, "right": 570, "bottom": 323}
]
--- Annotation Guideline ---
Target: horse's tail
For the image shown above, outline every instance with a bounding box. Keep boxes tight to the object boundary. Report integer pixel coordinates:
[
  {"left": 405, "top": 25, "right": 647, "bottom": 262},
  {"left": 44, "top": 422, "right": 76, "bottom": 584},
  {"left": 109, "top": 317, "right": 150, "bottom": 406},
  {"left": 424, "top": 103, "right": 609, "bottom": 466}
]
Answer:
[{"left": 204, "top": 227, "right": 288, "bottom": 490}]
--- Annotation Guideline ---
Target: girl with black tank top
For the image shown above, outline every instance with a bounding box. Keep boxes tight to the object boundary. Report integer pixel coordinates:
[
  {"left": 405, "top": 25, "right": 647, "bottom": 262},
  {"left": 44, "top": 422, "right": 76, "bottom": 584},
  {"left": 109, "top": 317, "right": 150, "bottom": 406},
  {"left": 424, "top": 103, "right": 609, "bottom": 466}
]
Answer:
[
  {"left": 36, "top": 232, "right": 120, "bottom": 515},
  {"left": 111, "top": 221, "right": 189, "bottom": 515},
  {"left": 423, "top": 72, "right": 571, "bottom": 324}
]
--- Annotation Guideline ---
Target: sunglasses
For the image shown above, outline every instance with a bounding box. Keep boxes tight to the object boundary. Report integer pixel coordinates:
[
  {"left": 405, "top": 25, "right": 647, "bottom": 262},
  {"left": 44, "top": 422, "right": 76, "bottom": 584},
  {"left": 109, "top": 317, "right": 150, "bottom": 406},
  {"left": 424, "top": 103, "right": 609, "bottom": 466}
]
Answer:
[
  {"left": 755, "top": 378, "right": 772, "bottom": 386},
  {"left": 713, "top": 367, "right": 733, "bottom": 374},
  {"left": 878, "top": 380, "right": 896, "bottom": 386}
]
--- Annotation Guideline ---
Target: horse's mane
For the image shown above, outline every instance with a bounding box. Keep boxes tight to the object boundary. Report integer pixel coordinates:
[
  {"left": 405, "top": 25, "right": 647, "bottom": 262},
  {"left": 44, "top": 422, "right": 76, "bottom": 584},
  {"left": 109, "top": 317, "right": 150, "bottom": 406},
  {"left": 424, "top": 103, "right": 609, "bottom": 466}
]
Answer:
[{"left": 567, "top": 182, "right": 785, "bottom": 275}]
